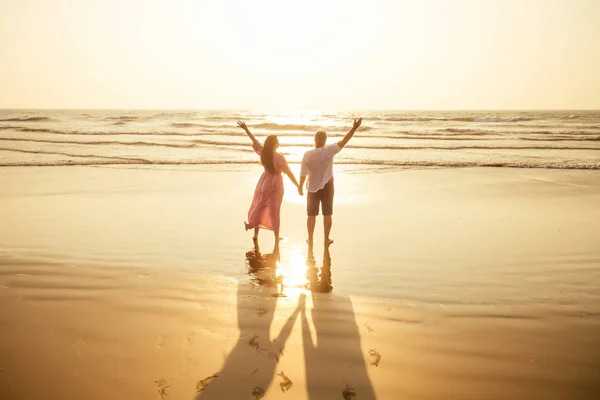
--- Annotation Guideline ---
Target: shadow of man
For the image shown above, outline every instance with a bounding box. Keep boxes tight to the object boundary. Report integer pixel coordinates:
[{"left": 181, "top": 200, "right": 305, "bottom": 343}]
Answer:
[
  {"left": 195, "top": 239, "right": 304, "bottom": 399},
  {"left": 302, "top": 245, "right": 377, "bottom": 399}
]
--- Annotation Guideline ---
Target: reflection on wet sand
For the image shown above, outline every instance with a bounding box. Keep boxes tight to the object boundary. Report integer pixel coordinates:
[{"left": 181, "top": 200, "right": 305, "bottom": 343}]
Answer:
[
  {"left": 194, "top": 239, "right": 303, "bottom": 399},
  {"left": 246, "top": 238, "right": 280, "bottom": 290},
  {"left": 196, "top": 240, "right": 375, "bottom": 399},
  {"left": 305, "top": 244, "right": 333, "bottom": 293},
  {"left": 302, "top": 244, "right": 377, "bottom": 399}
]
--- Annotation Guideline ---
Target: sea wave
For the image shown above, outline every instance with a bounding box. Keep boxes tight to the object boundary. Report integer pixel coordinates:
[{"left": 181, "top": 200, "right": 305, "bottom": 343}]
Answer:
[
  {"left": 204, "top": 115, "right": 256, "bottom": 121},
  {"left": 472, "top": 116, "right": 533, "bottom": 123},
  {"left": 191, "top": 139, "right": 600, "bottom": 151},
  {"left": 0, "top": 137, "right": 195, "bottom": 149},
  {"left": 441, "top": 128, "right": 600, "bottom": 137},
  {"left": 3, "top": 136, "right": 598, "bottom": 151},
  {"left": 5, "top": 125, "right": 600, "bottom": 142},
  {"left": 524, "top": 130, "right": 600, "bottom": 136},
  {"left": 0, "top": 147, "right": 149, "bottom": 163},
  {"left": 252, "top": 122, "right": 371, "bottom": 132},
  {"left": 103, "top": 115, "right": 139, "bottom": 121},
  {"left": 575, "top": 125, "right": 600, "bottom": 130},
  {"left": 12, "top": 124, "right": 374, "bottom": 135},
  {"left": 0, "top": 155, "right": 598, "bottom": 170},
  {"left": 371, "top": 116, "right": 534, "bottom": 123},
  {"left": 442, "top": 128, "right": 494, "bottom": 135},
  {"left": 13, "top": 127, "right": 223, "bottom": 136},
  {"left": 0, "top": 116, "right": 54, "bottom": 122},
  {"left": 523, "top": 136, "right": 600, "bottom": 142},
  {"left": 170, "top": 122, "right": 214, "bottom": 128},
  {"left": 5, "top": 126, "right": 600, "bottom": 142}
]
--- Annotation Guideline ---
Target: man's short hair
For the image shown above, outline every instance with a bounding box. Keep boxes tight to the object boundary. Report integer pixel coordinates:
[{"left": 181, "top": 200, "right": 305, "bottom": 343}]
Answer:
[{"left": 315, "top": 131, "right": 327, "bottom": 145}]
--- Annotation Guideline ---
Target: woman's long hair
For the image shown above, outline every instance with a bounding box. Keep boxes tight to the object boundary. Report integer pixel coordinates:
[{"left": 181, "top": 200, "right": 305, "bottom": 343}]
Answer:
[{"left": 261, "top": 135, "right": 279, "bottom": 173}]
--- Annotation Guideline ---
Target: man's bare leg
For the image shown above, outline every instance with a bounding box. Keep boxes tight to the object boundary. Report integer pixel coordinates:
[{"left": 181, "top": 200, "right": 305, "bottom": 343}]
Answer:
[
  {"left": 324, "top": 216, "right": 333, "bottom": 245},
  {"left": 307, "top": 216, "right": 316, "bottom": 244}
]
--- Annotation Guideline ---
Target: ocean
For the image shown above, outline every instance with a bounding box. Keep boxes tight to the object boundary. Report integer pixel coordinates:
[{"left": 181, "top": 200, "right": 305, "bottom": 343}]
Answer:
[{"left": 1, "top": 109, "right": 599, "bottom": 169}]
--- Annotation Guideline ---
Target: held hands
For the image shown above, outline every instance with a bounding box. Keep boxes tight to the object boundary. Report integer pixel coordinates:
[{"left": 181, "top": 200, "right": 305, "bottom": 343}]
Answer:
[
  {"left": 352, "top": 117, "right": 362, "bottom": 130},
  {"left": 297, "top": 180, "right": 304, "bottom": 196}
]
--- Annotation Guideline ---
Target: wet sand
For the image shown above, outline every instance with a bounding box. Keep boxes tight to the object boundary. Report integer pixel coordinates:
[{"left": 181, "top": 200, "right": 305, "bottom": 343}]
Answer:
[{"left": 0, "top": 166, "right": 599, "bottom": 399}]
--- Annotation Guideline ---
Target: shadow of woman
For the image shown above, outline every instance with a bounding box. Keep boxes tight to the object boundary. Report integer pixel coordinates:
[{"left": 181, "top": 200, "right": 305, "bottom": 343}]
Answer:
[
  {"left": 195, "top": 239, "right": 304, "bottom": 399},
  {"left": 302, "top": 245, "right": 377, "bottom": 399}
]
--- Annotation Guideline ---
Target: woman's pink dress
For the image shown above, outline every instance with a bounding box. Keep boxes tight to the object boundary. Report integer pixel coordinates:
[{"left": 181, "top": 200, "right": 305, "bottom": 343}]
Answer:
[{"left": 245, "top": 141, "right": 291, "bottom": 233}]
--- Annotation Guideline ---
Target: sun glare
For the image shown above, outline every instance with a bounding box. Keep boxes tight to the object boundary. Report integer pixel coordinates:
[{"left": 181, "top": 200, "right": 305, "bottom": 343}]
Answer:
[{"left": 275, "top": 244, "right": 310, "bottom": 297}]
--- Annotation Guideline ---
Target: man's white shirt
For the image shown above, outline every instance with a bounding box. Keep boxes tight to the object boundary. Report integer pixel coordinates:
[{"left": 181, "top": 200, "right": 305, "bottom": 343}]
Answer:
[{"left": 300, "top": 143, "right": 341, "bottom": 193}]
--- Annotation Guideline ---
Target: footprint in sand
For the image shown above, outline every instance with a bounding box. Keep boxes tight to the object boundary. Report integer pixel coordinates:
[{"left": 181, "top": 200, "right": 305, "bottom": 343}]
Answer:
[
  {"left": 258, "top": 307, "right": 267, "bottom": 317},
  {"left": 195, "top": 373, "right": 219, "bottom": 393},
  {"left": 342, "top": 385, "right": 357, "bottom": 400},
  {"left": 277, "top": 371, "right": 293, "bottom": 392},
  {"left": 249, "top": 335, "right": 260, "bottom": 350},
  {"left": 157, "top": 334, "right": 171, "bottom": 350},
  {"left": 252, "top": 386, "right": 265, "bottom": 400},
  {"left": 155, "top": 379, "right": 171, "bottom": 399},
  {"left": 186, "top": 330, "right": 196, "bottom": 345},
  {"left": 369, "top": 349, "right": 382, "bottom": 367}
]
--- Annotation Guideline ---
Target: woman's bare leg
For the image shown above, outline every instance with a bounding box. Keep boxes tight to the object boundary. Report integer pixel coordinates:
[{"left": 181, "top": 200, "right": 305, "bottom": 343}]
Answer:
[
  {"left": 253, "top": 227, "right": 259, "bottom": 239},
  {"left": 273, "top": 230, "right": 281, "bottom": 253}
]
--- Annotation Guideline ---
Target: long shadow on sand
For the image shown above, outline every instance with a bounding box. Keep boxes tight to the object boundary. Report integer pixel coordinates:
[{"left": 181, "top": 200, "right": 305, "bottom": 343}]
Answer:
[
  {"left": 302, "top": 245, "right": 377, "bottom": 399},
  {"left": 194, "top": 240, "right": 303, "bottom": 399},
  {"left": 195, "top": 242, "right": 375, "bottom": 399}
]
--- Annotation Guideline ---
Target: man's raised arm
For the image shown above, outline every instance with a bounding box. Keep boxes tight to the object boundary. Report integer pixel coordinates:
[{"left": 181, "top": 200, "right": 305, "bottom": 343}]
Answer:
[{"left": 337, "top": 118, "right": 362, "bottom": 149}]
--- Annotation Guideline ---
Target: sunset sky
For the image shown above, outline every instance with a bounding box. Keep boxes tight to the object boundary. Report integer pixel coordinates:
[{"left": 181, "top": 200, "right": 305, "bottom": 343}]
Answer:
[{"left": 1, "top": 0, "right": 599, "bottom": 110}]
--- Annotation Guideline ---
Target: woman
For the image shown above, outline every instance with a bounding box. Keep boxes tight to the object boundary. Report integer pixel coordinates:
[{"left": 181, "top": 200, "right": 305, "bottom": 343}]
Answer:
[{"left": 238, "top": 121, "right": 300, "bottom": 243}]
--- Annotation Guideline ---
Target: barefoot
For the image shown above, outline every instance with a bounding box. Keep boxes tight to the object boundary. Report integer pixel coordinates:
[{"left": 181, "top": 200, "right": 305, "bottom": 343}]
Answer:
[{"left": 325, "top": 238, "right": 334, "bottom": 246}]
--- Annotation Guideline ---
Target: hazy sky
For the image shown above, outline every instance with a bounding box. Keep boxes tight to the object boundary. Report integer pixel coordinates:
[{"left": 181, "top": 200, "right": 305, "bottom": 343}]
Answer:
[{"left": 1, "top": 0, "right": 599, "bottom": 110}]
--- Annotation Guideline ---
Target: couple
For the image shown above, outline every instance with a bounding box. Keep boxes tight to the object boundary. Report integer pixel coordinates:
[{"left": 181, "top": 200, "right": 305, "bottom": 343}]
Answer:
[{"left": 238, "top": 118, "right": 363, "bottom": 246}]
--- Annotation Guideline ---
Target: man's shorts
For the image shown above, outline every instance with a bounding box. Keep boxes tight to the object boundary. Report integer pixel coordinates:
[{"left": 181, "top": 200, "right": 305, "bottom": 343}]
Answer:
[{"left": 307, "top": 181, "right": 334, "bottom": 216}]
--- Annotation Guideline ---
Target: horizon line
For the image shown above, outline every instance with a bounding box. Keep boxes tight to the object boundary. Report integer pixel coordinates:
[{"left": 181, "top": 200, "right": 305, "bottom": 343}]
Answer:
[{"left": 1, "top": 108, "right": 600, "bottom": 112}]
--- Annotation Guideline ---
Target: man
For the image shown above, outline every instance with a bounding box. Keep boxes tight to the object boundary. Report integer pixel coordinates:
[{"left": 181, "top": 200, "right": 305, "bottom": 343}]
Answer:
[{"left": 298, "top": 118, "right": 362, "bottom": 245}]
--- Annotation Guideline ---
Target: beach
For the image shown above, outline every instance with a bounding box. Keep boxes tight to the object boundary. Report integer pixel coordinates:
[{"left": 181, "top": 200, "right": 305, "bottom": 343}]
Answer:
[
  {"left": 1, "top": 165, "right": 599, "bottom": 399},
  {"left": 3, "top": 0, "right": 600, "bottom": 395}
]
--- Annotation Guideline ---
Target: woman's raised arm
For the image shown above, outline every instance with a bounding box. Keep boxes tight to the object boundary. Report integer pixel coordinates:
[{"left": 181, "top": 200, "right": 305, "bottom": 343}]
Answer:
[{"left": 237, "top": 121, "right": 258, "bottom": 146}]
